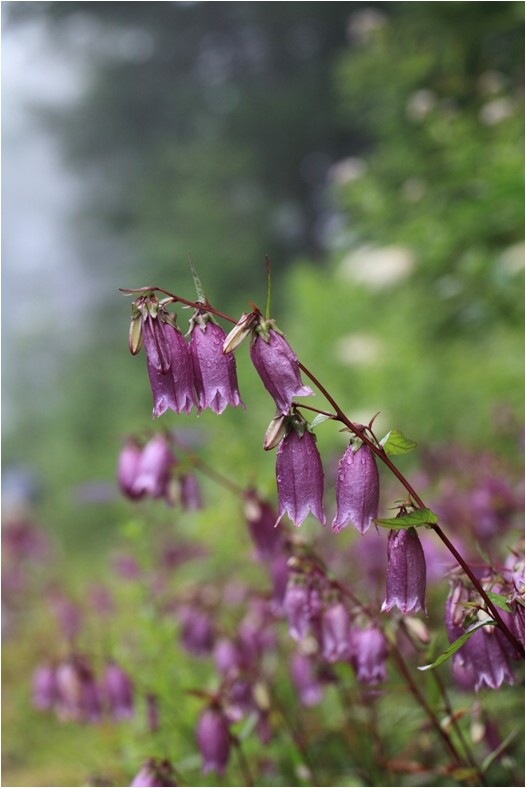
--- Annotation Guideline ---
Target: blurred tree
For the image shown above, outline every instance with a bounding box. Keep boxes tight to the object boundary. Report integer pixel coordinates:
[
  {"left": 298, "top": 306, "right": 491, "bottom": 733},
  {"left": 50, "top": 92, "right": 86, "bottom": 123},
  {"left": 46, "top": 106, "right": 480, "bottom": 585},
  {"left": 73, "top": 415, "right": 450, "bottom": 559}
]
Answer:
[
  {"left": 6, "top": 1, "right": 373, "bottom": 303},
  {"left": 332, "top": 1, "right": 524, "bottom": 337}
]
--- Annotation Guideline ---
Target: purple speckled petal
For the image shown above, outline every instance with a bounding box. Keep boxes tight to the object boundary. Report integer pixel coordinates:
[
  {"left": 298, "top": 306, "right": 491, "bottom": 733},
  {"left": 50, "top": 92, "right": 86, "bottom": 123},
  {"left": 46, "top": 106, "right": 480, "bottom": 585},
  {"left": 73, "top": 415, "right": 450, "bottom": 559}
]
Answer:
[
  {"left": 142, "top": 315, "right": 172, "bottom": 374},
  {"left": 332, "top": 444, "right": 379, "bottom": 534},
  {"left": 276, "top": 430, "right": 325, "bottom": 527},
  {"left": 250, "top": 330, "right": 313, "bottom": 415},
  {"left": 381, "top": 528, "right": 427, "bottom": 615},
  {"left": 189, "top": 322, "right": 244, "bottom": 414}
]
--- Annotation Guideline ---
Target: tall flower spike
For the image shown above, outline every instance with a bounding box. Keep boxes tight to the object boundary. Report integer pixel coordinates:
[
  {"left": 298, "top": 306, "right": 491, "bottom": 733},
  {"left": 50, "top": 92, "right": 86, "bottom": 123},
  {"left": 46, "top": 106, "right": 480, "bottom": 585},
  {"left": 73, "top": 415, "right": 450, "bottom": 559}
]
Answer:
[
  {"left": 189, "top": 313, "right": 244, "bottom": 414},
  {"left": 332, "top": 441, "right": 379, "bottom": 534},
  {"left": 276, "top": 417, "right": 325, "bottom": 527},
  {"left": 250, "top": 318, "right": 313, "bottom": 415},
  {"left": 147, "top": 319, "right": 197, "bottom": 417},
  {"left": 381, "top": 527, "right": 427, "bottom": 615}
]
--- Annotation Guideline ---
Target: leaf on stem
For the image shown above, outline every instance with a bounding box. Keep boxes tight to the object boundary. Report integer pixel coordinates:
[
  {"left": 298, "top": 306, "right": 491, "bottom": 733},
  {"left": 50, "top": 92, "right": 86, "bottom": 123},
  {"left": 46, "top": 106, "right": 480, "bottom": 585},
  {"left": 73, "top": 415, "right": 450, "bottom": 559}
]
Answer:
[
  {"left": 417, "top": 618, "right": 496, "bottom": 671},
  {"left": 380, "top": 428, "right": 417, "bottom": 455},
  {"left": 375, "top": 508, "right": 439, "bottom": 528},
  {"left": 310, "top": 413, "right": 331, "bottom": 429}
]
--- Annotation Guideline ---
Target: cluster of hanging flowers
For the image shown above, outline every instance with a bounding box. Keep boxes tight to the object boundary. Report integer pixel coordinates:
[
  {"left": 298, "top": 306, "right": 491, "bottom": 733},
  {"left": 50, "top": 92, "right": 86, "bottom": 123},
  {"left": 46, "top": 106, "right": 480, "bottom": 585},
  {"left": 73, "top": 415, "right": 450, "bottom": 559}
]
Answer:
[
  {"left": 129, "top": 294, "right": 243, "bottom": 418},
  {"left": 118, "top": 432, "right": 202, "bottom": 509},
  {"left": 32, "top": 655, "right": 134, "bottom": 724},
  {"left": 126, "top": 295, "right": 430, "bottom": 617}
]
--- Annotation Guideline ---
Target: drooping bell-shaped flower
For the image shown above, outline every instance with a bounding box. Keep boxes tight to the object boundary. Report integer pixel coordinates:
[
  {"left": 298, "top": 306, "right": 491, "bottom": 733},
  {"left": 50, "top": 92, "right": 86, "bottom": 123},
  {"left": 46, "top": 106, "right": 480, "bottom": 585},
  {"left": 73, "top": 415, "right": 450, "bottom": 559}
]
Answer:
[
  {"left": 276, "top": 418, "right": 325, "bottom": 527},
  {"left": 332, "top": 442, "right": 379, "bottom": 534},
  {"left": 54, "top": 655, "right": 102, "bottom": 723},
  {"left": 179, "top": 606, "right": 215, "bottom": 656},
  {"left": 290, "top": 653, "right": 324, "bottom": 706},
  {"left": 180, "top": 473, "right": 203, "bottom": 510},
  {"left": 130, "top": 758, "right": 178, "bottom": 787},
  {"left": 321, "top": 600, "right": 351, "bottom": 663},
  {"left": 196, "top": 706, "right": 231, "bottom": 775},
  {"left": 249, "top": 317, "right": 313, "bottom": 415},
  {"left": 132, "top": 434, "right": 175, "bottom": 501},
  {"left": 349, "top": 624, "right": 388, "bottom": 685},
  {"left": 147, "top": 320, "right": 197, "bottom": 417},
  {"left": 102, "top": 661, "right": 134, "bottom": 720},
  {"left": 381, "top": 527, "right": 427, "bottom": 615},
  {"left": 445, "top": 581, "right": 516, "bottom": 691},
  {"left": 117, "top": 439, "right": 145, "bottom": 500},
  {"left": 32, "top": 663, "right": 57, "bottom": 711},
  {"left": 284, "top": 579, "right": 312, "bottom": 641},
  {"left": 243, "top": 490, "right": 283, "bottom": 561},
  {"left": 214, "top": 638, "right": 244, "bottom": 677},
  {"left": 189, "top": 313, "right": 244, "bottom": 414}
]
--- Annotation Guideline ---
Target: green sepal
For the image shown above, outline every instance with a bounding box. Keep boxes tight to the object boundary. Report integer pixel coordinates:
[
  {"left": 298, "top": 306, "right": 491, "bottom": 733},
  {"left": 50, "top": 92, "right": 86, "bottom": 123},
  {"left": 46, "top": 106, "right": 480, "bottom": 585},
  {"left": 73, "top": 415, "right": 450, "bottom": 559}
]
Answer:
[
  {"left": 374, "top": 508, "right": 439, "bottom": 529},
  {"left": 380, "top": 428, "right": 417, "bottom": 455},
  {"left": 417, "top": 618, "right": 496, "bottom": 671}
]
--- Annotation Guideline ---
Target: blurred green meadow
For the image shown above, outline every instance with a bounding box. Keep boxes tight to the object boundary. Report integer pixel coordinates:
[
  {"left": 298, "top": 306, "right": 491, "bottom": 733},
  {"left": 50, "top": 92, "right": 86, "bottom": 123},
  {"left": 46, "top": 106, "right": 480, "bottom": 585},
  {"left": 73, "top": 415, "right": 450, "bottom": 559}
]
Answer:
[{"left": 2, "top": 3, "right": 524, "bottom": 786}]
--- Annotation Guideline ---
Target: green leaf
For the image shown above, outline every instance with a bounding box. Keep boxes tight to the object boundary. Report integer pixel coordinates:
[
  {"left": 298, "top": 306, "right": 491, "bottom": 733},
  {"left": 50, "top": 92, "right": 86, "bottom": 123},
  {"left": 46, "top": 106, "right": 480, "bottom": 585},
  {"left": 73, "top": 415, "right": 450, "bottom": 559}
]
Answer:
[
  {"left": 380, "top": 428, "right": 417, "bottom": 455},
  {"left": 374, "top": 508, "right": 439, "bottom": 529},
  {"left": 485, "top": 590, "right": 512, "bottom": 613},
  {"left": 310, "top": 413, "right": 331, "bottom": 429},
  {"left": 417, "top": 619, "right": 496, "bottom": 671}
]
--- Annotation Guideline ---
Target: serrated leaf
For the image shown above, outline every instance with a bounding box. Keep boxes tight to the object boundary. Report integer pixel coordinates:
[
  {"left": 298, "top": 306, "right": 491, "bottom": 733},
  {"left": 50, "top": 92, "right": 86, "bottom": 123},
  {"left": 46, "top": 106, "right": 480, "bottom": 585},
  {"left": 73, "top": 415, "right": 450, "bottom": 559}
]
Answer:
[
  {"left": 380, "top": 428, "right": 417, "bottom": 455},
  {"left": 417, "top": 619, "right": 496, "bottom": 671},
  {"left": 485, "top": 590, "right": 512, "bottom": 613},
  {"left": 374, "top": 508, "right": 439, "bottom": 529},
  {"left": 310, "top": 414, "right": 331, "bottom": 429}
]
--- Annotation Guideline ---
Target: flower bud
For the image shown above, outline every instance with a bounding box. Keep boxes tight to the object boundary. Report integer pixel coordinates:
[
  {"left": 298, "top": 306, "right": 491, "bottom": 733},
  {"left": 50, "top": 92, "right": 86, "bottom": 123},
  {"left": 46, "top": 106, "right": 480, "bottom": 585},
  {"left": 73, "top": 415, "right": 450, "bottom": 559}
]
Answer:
[
  {"left": 222, "top": 311, "right": 260, "bottom": 354},
  {"left": 263, "top": 414, "right": 288, "bottom": 451},
  {"left": 250, "top": 319, "right": 313, "bottom": 415},
  {"left": 381, "top": 528, "right": 427, "bottom": 615},
  {"left": 196, "top": 706, "right": 231, "bottom": 775},
  {"left": 276, "top": 423, "right": 325, "bottom": 527},
  {"left": 189, "top": 316, "right": 244, "bottom": 414},
  {"left": 332, "top": 443, "right": 379, "bottom": 534},
  {"left": 128, "top": 304, "right": 144, "bottom": 356}
]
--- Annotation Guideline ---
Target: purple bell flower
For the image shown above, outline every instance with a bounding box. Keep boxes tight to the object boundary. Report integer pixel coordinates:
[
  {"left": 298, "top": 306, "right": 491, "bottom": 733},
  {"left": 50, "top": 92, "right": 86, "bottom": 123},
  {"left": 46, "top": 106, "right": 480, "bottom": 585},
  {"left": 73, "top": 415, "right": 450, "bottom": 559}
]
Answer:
[
  {"left": 445, "top": 581, "right": 516, "bottom": 691},
  {"left": 321, "top": 600, "right": 351, "bottom": 663},
  {"left": 130, "top": 758, "right": 178, "bottom": 787},
  {"left": 118, "top": 439, "right": 145, "bottom": 500},
  {"left": 243, "top": 491, "right": 283, "bottom": 561},
  {"left": 284, "top": 581, "right": 312, "bottom": 641},
  {"left": 290, "top": 653, "right": 324, "bottom": 706},
  {"left": 54, "top": 655, "right": 102, "bottom": 723},
  {"left": 249, "top": 319, "right": 313, "bottom": 415},
  {"left": 132, "top": 434, "right": 175, "bottom": 501},
  {"left": 179, "top": 474, "right": 203, "bottom": 510},
  {"left": 189, "top": 316, "right": 244, "bottom": 414},
  {"left": 349, "top": 625, "right": 388, "bottom": 685},
  {"left": 179, "top": 606, "right": 215, "bottom": 656},
  {"left": 196, "top": 706, "right": 231, "bottom": 775},
  {"left": 147, "top": 321, "right": 197, "bottom": 417},
  {"left": 276, "top": 422, "right": 325, "bottom": 527},
  {"left": 102, "top": 661, "right": 134, "bottom": 720},
  {"left": 32, "top": 663, "right": 57, "bottom": 711},
  {"left": 381, "top": 528, "right": 427, "bottom": 615},
  {"left": 332, "top": 443, "right": 379, "bottom": 534}
]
